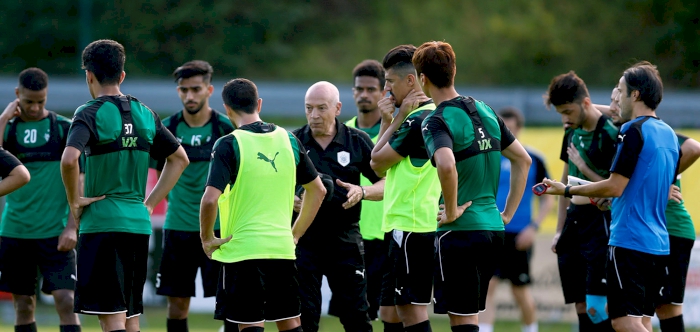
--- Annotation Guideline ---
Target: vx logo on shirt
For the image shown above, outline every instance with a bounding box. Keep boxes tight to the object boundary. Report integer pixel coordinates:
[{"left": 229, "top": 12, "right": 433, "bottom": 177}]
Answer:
[{"left": 258, "top": 152, "right": 279, "bottom": 172}]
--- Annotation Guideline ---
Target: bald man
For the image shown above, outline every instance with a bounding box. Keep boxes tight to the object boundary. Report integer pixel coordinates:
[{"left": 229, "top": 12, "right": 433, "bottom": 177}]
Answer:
[{"left": 292, "top": 81, "right": 385, "bottom": 332}]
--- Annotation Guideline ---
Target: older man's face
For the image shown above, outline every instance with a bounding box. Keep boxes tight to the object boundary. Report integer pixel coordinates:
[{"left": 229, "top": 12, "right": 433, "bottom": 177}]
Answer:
[{"left": 305, "top": 89, "right": 340, "bottom": 137}]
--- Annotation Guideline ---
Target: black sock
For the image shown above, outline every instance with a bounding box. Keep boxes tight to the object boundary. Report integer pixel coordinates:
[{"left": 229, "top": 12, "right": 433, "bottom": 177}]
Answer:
[
  {"left": 241, "top": 327, "right": 264, "bottom": 332},
  {"left": 224, "top": 320, "right": 238, "bottom": 332},
  {"left": 167, "top": 318, "right": 189, "bottom": 332},
  {"left": 451, "top": 324, "right": 479, "bottom": 332},
  {"left": 281, "top": 327, "right": 303, "bottom": 332},
  {"left": 406, "top": 320, "right": 432, "bottom": 332},
  {"left": 577, "top": 313, "right": 594, "bottom": 332},
  {"left": 60, "top": 325, "right": 82, "bottom": 332},
  {"left": 14, "top": 322, "right": 37, "bottom": 332},
  {"left": 660, "top": 315, "right": 685, "bottom": 332},
  {"left": 383, "top": 321, "right": 404, "bottom": 332}
]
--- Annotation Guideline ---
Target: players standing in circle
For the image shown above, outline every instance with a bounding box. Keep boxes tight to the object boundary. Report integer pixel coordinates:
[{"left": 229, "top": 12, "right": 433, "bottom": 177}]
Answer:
[
  {"left": 61, "top": 39, "right": 189, "bottom": 332},
  {"left": 329, "top": 59, "right": 386, "bottom": 322},
  {"left": 479, "top": 107, "right": 555, "bottom": 332},
  {"left": 414, "top": 41, "right": 532, "bottom": 332},
  {"left": 200, "top": 78, "right": 326, "bottom": 332},
  {"left": 293, "top": 81, "right": 385, "bottom": 332},
  {"left": 541, "top": 61, "right": 679, "bottom": 332},
  {"left": 594, "top": 86, "right": 700, "bottom": 332},
  {"left": 545, "top": 71, "right": 617, "bottom": 332},
  {"left": 369, "top": 44, "right": 440, "bottom": 332},
  {"left": 152, "top": 60, "right": 234, "bottom": 332},
  {"left": 0, "top": 68, "right": 83, "bottom": 332}
]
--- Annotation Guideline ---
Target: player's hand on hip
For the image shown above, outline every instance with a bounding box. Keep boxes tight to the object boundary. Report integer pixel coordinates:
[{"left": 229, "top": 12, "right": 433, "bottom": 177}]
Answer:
[
  {"left": 668, "top": 184, "right": 682, "bottom": 203},
  {"left": 515, "top": 226, "right": 535, "bottom": 251},
  {"left": 71, "top": 195, "right": 106, "bottom": 221},
  {"left": 500, "top": 212, "right": 512, "bottom": 225},
  {"left": 57, "top": 226, "right": 78, "bottom": 251},
  {"left": 336, "top": 179, "right": 362, "bottom": 209},
  {"left": 1, "top": 99, "right": 20, "bottom": 121},
  {"left": 541, "top": 178, "right": 566, "bottom": 195},
  {"left": 551, "top": 232, "right": 561, "bottom": 253},
  {"left": 437, "top": 201, "right": 472, "bottom": 227},
  {"left": 202, "top": 235, "right": 232, "bottom": 259}
]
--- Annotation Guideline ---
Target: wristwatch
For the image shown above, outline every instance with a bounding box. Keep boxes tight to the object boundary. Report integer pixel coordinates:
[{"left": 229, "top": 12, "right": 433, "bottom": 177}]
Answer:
[
  {"left": 361, "top": 186, "right": 366, "bottom": 200},
  {"left": 530, "top": 222, "right": 540, "bottom": 232},
  {"left": 564, "top": 185, "right": 573, "bottom": 198}
]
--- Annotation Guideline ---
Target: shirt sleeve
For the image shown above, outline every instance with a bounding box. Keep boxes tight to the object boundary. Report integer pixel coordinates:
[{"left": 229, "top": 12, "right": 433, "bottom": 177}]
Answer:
[
  {"left": 610, "top": 126, "right": 644, "bottom": 179},
  {"left": 0, "top": 148, "right": 22, "bottom": 178},
  {"left": 422, "top": 115, "right": 453, "bottom": 162},
  {"left": 532, "top": 153, "right": 549, "bottom": 183},
  {"left": 389, "top": 116, "right": 422, "bottom": 157},
  {"left": 205, "top": 136, "right": 236, "bottom": 192},
  {"left": 559, "top": 129, "right": 572, "bottom": 163},
  {"left": 65, "top": 121, "right": 93, "bottom": 152},
  {"left": 358, "top": 132, "right": 382, "bottom": 183},
  {"left": 497, "top": 115, "right": 516, "bottom": 150},
  {"left": 293, "top": 135, "right": 319, "bottom": 185},
  {"left": 150, "top": 113, "right": 181, "bottom": 161}
]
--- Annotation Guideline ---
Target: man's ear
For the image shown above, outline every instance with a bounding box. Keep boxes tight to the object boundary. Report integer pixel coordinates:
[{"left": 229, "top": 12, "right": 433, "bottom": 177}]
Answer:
[
  {"left": 256, "top": 98, "right": 263, "bottom": 114},
  {"left": 335, "top": 101, "right": 342, "bottom": 116}
]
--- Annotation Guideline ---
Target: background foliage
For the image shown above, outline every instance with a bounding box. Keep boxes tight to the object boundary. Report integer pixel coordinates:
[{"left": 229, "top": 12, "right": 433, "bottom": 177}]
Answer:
[{"left": 1, "top": 0, "right": 698, "bottom": 87}]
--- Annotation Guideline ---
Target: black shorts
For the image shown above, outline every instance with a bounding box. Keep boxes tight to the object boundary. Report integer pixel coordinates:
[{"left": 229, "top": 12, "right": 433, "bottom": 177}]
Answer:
[
  {"left": 214, "top": 259, "right": 300, "bottom": 324},
  {"left": 493, "top": 232, "right": 532, "bottom": 286},
  {"left": 381, "top": 230, "right": 435, "bottom": 306},
  {"left": 556, "top": 205, "right": 610, "bottom": 303},
  {"left": 434, "top": 230, "right": 504, "bottom": 316},
  {"left": 74, "top": 232, "right": 149, "bottom": 318},
  {"left": 658, "top": 235, "right": 695, "bottom": 305},
  {"left": 607, "top": 246, "right": 667, "bottom": 319},
  {"left": 156, "top": 229, "right": 221, "bottom": 298},
  {"left": 0, "top": 236, "right": 77, "bottom": 295},
  {"left": 329, "top": 237, "right": 386, "bottom": 320}
]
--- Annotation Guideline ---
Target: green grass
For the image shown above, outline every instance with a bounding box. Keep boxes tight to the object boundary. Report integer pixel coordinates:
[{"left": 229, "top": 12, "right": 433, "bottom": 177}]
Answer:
[{"left": 4, "top": 304, "right": 700, "bottom": 332}]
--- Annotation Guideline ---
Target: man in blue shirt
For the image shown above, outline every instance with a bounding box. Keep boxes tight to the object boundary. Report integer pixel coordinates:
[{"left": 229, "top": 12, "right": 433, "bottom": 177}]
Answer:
[
  {"left": 542, "top": 61, "right": 679, "bottom": 332},
  {"left": 479, "top": 107, "right": 554, "bottom": 332}
]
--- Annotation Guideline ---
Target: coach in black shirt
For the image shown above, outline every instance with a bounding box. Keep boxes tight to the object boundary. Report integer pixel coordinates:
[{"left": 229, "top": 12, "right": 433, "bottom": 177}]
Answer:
[{"left": 292, "top": 81, "right": 384, "bottom": 332}]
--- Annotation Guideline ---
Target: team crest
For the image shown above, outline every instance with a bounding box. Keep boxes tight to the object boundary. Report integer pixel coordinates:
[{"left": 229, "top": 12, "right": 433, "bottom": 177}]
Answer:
[{"left": 337, "top": 151, "right": 350, "bottom": 167}]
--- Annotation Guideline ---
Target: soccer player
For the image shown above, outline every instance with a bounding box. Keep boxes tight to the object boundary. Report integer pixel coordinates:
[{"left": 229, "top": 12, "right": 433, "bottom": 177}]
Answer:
[
  {"left": 61, "top": 39, "right": 189, "bottom": 332},
  {"left": 369, "top": 44, "right": 440, "bottom": 332},
  {"left": 480, "top": 107, "right": 555, "bottom": 332},
  {"left": 292, "top": 81, "right": 385, "bottom": 332},
  {"left": 541, "top": 61, "right": 679, "bottom": 332},
  {"left": 544, "top": 71, "right": 618, "bottom": 331},
  {"left": 414, "top": 41, "right": 532, "bottom": 332},
  {"left": 200, "top": 78, "right": 326, "bottom": 332},
  {"left": 152, "top": 60, "right": 234, "bottom": 332},
  {"left": 594, "top": 86, "right": 700, "bottom": 332},
  {"left": 0, "top": 68, "right": 83, "bottom": 332},
  {"left": 329, "top": 59, "right": 386, "bottom": 322}
]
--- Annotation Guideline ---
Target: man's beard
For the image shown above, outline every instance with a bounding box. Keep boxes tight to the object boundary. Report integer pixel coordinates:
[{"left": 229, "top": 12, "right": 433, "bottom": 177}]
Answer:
[
  {"left": 184, "top": 101, "right": 204, "bottom": 114},
  {"left": 358, "top": 107, "right": 375, "bottom": 114}
]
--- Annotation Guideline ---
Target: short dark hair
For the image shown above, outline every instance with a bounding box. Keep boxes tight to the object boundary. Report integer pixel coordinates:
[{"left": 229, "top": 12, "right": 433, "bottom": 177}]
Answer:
[
  {"left": 81, "top": 39, "right": 126, "bottom": 85},
  {"left": 623, "top": 61, "right": 663, "bottom": 110},
  {"left": 352, "top": 60, "right": 385, "bottom": 89},
  {"left": 412, "top": 41, "right": 456, "bottom": 88},
  {"left": 18, "top": 68, "right": 48, "bottom": 91},
  {"left": 544, "top": 71, "right": 590, "bottom": 108},
  {"left": 222, "top": 78, "right": 259, "bottom": 114},
  {"left": 173, "top": 60, "right": 214, "bottom": 84},
  {"left": 498, "top": 107, "right": 525, "bottom": 128},
  {"left": 382, "top": 45, "right": 417, "bottom": 77}
]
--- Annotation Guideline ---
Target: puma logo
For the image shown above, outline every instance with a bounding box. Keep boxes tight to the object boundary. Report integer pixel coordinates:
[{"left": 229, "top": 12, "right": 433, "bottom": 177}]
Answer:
[
  {"left": 618, "top": 134, "right": 626, "bottom": 142},
  {"left": 257, "top": 152, "right": 279, "bottom": 172},
  {"left": 355, "top": 269, "right": 365, "bottom": 278},
  {"left": 395, "top": 288, "right": 402, "bottom": 295},
  {"left": 406, "top": 119, "right": 415, "bottom": 126},
  {"left": 422, "top": 126, "right": 428, "bottom": 132}
]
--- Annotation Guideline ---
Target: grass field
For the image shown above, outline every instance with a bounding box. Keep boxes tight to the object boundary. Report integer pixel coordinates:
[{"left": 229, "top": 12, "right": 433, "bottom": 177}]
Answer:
[{"left": 1, "top": 304, "right": 700, "bottom": 332}]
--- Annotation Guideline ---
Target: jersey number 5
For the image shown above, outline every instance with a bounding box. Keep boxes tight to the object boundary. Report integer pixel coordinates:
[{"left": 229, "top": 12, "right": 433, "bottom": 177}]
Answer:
[{"left": 478, "top": 127, "right": 485, "bottom": 138}]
